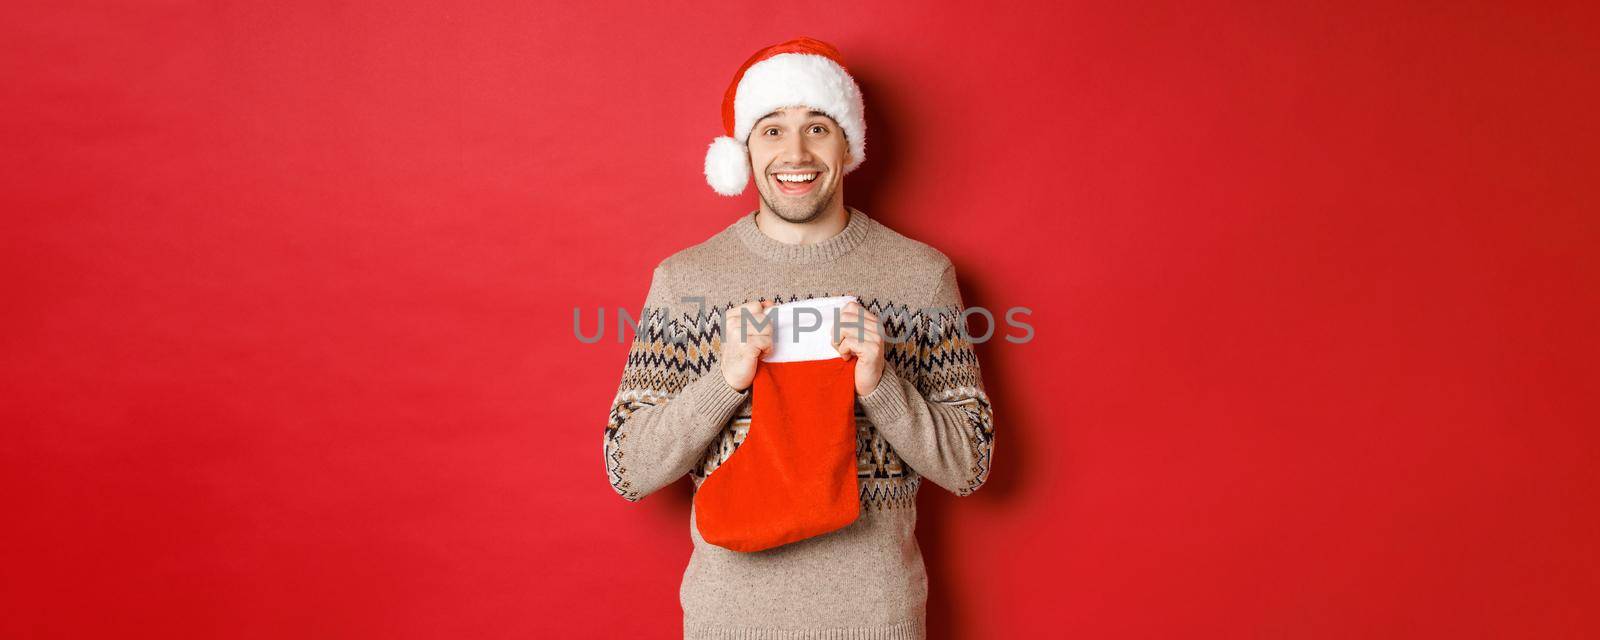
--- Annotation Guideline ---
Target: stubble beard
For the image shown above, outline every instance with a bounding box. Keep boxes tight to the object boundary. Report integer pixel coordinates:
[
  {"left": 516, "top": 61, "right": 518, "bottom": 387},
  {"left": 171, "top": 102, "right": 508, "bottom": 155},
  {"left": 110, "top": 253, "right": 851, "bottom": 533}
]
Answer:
[{"left": 757, "top": 174, "right": 835, "bottom": 224}]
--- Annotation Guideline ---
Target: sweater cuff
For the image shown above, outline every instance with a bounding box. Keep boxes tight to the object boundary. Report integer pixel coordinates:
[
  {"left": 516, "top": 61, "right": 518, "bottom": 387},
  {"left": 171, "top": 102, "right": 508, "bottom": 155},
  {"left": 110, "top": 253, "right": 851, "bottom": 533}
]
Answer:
[
  {"left": 692, "top": 361, "right": 749, "bottom": 426},
  {"left": 858, "top": 366, "right": 911, "bottom": 425}
]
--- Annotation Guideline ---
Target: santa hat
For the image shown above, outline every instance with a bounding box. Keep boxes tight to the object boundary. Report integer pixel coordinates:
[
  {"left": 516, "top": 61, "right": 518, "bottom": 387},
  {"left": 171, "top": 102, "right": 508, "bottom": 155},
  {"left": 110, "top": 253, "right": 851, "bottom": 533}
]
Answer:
[{"left": 703, "top": 36, "right": 867, "bottom": 197}]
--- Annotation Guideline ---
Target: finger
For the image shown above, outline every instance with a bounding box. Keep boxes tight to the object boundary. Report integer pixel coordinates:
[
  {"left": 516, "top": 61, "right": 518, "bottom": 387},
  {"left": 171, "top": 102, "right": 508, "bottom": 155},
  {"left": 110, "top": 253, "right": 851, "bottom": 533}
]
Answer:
[
  {"left": 861, "top": 309, "right": 879, "bottom": 326},
  {"left": 860, "top": 325, "right": 881, "bottom": 343},
  {"left": 833, "top": 322, "right": 858, "bottom": 345},
  {"left": 831, "top": 325, "right": 854, "bottom": 349},
  {"left": 836, "top": 336, "right": 859, "bottom": 359},
  {"left": 730, "top": 302, "right": 765, "bottom": 335},
  {"left": 843, "top": 305, "right": 877, "bottom": 332},
  {"left": 856, "top": 341, "right": 881, "bottom": 359}
]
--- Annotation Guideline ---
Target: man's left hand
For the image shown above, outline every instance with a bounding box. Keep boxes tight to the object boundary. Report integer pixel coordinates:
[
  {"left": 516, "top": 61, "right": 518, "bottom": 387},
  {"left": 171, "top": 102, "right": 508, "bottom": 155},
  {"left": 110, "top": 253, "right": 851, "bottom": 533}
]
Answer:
[{"left": 833, "top": 299, "right": 885, "bottom": 397}]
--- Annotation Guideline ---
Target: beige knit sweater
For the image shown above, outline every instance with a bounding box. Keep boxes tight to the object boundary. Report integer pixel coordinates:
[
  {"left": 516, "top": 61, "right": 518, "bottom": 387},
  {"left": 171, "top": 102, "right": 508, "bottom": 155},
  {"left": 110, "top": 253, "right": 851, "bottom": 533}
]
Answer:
[{"left": 603, "top": 206, "right": 995, "bottom": 639}]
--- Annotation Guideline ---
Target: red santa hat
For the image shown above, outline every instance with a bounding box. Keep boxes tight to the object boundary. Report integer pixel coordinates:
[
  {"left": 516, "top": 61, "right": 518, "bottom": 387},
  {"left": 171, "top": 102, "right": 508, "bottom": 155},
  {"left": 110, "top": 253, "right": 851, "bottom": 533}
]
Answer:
[{"left": 704, "top": 36, "right": 867, "bottom": 196}]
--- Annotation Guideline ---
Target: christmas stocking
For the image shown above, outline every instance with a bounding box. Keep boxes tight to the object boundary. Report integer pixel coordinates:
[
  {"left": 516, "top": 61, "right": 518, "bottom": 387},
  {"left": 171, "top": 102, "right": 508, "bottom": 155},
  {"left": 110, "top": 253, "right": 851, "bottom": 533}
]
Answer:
[{"left": 695, "top": 296, "right": 862, "bottom": 552}]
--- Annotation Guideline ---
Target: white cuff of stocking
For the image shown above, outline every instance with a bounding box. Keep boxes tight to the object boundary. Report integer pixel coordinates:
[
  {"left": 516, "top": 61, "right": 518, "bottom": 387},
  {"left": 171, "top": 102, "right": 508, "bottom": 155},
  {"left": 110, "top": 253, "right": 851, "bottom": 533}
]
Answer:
[{"left": 760, "top": 296, "right": 858, "bottom": 363}]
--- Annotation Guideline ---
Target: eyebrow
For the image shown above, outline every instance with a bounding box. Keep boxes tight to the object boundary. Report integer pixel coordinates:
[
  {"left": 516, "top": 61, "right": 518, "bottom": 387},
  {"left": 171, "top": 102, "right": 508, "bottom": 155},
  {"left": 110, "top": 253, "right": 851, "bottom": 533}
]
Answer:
[{"left": 756, "top": 109, "right": 830, "bottom": 126}]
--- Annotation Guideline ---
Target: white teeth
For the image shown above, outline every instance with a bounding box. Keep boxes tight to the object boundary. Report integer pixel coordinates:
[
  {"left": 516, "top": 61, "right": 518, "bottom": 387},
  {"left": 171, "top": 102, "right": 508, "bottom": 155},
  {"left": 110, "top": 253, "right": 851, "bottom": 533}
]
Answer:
[{"left": 775, "top": 173, "right": 818, "bottom": 183}]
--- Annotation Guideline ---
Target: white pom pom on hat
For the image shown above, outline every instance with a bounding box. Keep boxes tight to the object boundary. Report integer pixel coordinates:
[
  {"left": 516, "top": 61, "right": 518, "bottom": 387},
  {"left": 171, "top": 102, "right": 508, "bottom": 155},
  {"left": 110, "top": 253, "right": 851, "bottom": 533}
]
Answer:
[
  {"left": 705, "top": 136, "right": 752, "bottom": 196},
  {"left": 702, "top": 36, "right": 867, "bottom": 197}
]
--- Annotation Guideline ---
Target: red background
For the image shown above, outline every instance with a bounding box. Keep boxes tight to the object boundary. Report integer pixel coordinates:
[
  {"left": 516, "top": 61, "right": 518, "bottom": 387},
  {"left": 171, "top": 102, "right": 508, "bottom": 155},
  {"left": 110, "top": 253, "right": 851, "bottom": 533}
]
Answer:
[{"left": 4, "top": 2, "right": 1597, "bottom": 638}]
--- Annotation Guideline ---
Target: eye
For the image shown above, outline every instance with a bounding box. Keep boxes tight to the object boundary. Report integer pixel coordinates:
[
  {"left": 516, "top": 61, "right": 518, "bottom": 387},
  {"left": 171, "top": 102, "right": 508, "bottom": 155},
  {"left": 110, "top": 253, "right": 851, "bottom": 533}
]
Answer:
[
  {"left": 764, "top": 127, "right": 779, "bottom": 136},
  {"left": 809, "top": 124, "right": 827, "bottom": 134}
]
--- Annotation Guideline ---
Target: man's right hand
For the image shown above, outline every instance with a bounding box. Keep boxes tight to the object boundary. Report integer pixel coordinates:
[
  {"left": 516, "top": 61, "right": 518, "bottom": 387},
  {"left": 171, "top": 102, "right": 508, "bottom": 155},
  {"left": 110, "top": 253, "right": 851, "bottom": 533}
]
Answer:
[{"left": 720, "top": 299, "right": 775, "bottom": 391}]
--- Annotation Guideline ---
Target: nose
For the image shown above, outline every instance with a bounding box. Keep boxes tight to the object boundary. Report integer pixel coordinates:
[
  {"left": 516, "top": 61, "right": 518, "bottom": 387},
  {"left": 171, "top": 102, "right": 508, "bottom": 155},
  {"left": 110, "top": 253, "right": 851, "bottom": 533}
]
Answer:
[{"left": 780, "top": 129, "right": 812, "bottom": 164}]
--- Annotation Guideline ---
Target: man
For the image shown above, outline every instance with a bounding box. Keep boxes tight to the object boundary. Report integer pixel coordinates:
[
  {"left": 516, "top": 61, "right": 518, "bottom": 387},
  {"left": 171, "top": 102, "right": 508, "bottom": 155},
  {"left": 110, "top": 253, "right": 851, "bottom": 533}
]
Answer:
[{"left": 603, "top": 36, "right": 995, "bottom": 639}]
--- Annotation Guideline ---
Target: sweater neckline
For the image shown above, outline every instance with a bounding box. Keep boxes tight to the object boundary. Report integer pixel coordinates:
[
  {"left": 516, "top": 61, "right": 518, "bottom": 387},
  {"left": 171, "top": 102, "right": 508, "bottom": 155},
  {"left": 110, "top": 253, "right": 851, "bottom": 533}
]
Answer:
[{"left": 733, "top": 205, "right": 874, "bottom": 265}]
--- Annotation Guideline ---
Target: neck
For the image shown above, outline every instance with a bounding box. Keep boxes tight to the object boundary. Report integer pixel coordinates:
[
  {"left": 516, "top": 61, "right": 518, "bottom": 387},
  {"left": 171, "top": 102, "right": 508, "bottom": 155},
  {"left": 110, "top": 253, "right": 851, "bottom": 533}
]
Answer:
[{"left": 754, "top": 199, "right": 850, "bottom": 245}]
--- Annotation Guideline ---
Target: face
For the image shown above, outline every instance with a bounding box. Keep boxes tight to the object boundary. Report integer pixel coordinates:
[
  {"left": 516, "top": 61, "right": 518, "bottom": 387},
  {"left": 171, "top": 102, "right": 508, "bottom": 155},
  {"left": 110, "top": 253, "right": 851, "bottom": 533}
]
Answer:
[{"left": 746, "top": 106, "right": 852, "bottom": 224}]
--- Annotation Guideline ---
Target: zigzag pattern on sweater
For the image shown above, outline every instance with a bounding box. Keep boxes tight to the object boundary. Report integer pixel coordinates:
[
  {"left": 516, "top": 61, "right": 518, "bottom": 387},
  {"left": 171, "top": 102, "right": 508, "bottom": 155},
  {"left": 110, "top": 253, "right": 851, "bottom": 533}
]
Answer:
[{"left": 605, "top": 294, "right": 993, "bottom": 504}]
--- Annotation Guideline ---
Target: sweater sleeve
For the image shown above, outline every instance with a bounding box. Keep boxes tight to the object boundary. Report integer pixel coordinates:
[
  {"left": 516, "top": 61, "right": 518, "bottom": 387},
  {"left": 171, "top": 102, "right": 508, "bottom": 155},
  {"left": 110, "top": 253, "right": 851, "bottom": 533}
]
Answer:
[
  {"left": 856, "top": 262, "right": 996, "bottom": 496},
  {"left": 604, "top": 266, "right": 749, "bottom": 502}
]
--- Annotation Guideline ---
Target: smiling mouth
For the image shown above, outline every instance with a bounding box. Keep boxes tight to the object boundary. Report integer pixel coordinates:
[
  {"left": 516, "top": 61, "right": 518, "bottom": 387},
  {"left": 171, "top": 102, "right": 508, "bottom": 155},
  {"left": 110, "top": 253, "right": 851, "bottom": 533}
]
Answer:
[{"left": 772, "top": 171, "right": 820, "bottom": 195}]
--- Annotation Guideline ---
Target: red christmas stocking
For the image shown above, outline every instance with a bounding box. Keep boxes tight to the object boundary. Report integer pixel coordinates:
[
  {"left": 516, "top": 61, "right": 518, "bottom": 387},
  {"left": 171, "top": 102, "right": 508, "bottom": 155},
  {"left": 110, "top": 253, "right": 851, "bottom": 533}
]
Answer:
[{"left": 695, "top": 297, "right": 862, "bottom": 552}]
